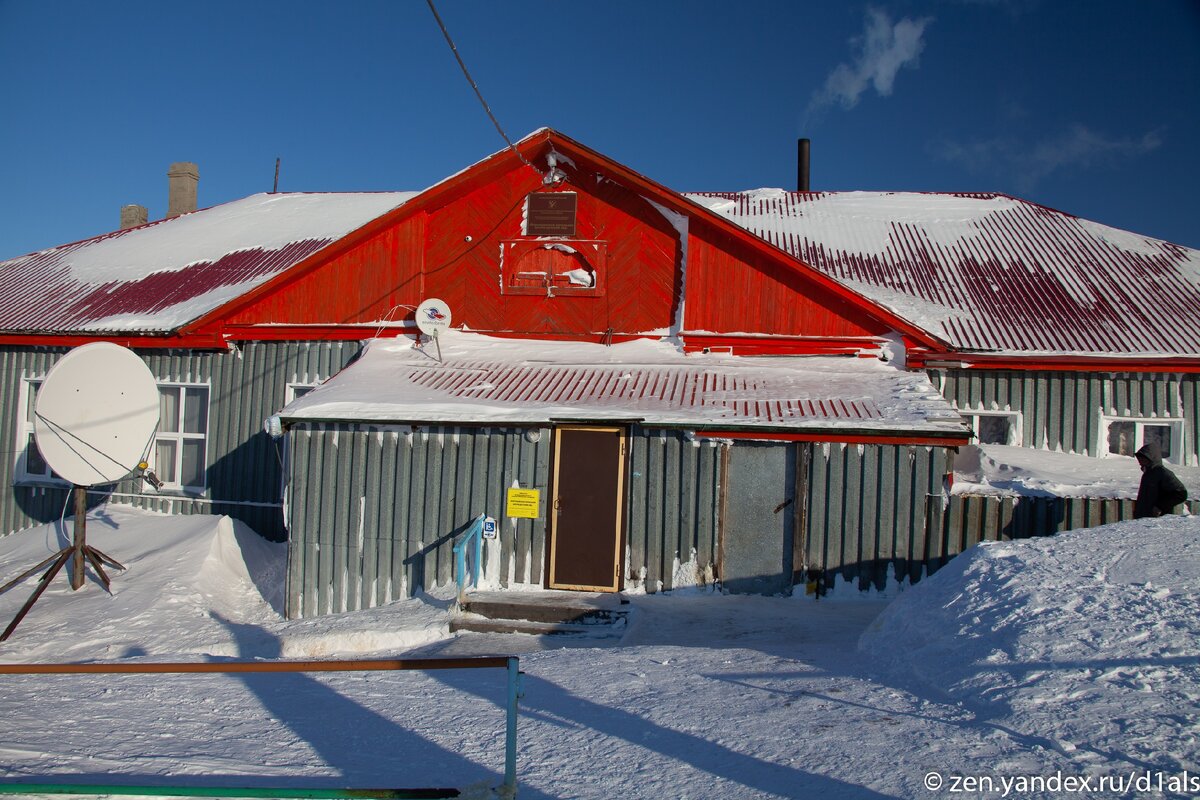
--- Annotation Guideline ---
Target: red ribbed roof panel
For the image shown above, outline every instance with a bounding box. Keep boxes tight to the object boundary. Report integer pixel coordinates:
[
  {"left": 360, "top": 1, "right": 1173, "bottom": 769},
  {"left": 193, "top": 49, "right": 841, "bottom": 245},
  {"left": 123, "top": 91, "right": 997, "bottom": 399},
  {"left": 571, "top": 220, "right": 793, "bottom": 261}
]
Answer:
[{"left": 687, "top": 191, "right": 1200, "bottom": 357}]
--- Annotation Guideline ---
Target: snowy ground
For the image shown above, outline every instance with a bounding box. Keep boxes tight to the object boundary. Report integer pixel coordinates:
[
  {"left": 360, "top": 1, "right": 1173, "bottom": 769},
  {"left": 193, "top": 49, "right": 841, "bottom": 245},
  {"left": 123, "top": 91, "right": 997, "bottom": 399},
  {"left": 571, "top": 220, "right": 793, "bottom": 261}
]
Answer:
[{"left": 0, "top": 506, "right": 1198, "bottom": 799}]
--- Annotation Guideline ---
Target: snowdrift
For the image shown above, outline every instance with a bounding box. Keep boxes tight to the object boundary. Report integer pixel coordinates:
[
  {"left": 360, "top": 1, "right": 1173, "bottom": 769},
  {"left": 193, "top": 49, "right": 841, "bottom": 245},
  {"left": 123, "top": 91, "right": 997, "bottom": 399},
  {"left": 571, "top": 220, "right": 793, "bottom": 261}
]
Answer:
[{"left": 859, "top": 515, "right": 1200, "bottom": 772}]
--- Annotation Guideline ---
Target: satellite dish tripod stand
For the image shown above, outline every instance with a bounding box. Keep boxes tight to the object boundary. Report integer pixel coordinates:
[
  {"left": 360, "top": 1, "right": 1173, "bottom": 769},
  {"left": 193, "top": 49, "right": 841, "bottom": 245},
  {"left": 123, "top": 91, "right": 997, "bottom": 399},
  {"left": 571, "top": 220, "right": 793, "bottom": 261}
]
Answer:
[{"left": 0, "top": 485, "right": 125, "bottom": 642}]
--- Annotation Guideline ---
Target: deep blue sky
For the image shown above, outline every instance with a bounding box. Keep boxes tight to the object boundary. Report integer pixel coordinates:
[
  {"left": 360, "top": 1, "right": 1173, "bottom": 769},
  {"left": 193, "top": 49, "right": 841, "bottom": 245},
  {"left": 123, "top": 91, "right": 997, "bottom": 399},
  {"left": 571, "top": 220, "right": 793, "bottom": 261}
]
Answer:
[{"left": 1, "top": 0, "right": 1197, "bottom": 258}]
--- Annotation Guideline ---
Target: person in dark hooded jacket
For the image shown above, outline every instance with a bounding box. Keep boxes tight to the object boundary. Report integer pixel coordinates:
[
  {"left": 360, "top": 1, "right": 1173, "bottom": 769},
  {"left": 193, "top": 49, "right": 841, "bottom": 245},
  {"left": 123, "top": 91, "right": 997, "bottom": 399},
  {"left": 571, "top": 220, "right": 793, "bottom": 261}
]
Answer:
[{"left": 1133, "top": 441, "right": 1189, "bottom": 518}]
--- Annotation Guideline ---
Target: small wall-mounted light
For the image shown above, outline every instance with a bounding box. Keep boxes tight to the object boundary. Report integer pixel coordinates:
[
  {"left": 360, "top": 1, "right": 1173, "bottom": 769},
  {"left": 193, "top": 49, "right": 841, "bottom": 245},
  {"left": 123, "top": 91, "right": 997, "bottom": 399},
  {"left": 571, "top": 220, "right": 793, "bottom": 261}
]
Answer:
[{"left": 524, "top": 429, "right": 542, "bottom": 443}]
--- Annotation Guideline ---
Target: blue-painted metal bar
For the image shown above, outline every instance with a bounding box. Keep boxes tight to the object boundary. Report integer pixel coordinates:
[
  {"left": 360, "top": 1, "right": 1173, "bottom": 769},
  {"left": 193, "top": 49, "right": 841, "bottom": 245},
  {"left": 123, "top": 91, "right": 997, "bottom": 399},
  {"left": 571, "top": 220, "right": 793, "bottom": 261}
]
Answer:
[
  {"left": 451, "top": 514, "right": 487, "bottom": 604},
  {"left": 501, "top": 657, "right": 523, "bottom": 800}
]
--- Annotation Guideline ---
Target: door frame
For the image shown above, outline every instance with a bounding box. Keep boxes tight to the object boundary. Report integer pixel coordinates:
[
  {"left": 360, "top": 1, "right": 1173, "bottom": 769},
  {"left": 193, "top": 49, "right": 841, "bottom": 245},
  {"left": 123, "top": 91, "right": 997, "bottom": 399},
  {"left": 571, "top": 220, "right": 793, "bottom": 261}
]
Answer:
[{"left": 546, "top": 424, "right": 628, "bottom": 592}]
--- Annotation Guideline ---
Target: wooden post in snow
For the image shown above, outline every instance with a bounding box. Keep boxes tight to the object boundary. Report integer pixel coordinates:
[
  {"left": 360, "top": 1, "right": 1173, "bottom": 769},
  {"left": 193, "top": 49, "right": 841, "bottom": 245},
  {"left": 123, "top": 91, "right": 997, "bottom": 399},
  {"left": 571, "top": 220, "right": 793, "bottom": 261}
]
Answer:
[{"left": 70, "top": 485, "right": 86, "bottom": 590}]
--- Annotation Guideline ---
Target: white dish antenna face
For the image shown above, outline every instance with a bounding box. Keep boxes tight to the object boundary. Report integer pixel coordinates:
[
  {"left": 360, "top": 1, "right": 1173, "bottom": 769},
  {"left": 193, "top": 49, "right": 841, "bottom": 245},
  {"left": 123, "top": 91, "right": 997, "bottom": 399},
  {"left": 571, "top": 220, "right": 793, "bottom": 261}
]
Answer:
[
  {"left": 415, "top": 298, "right": 452, "bottom": 338},
  {"left": 33, "top": 342, "right": 160, "bottom": 486}
]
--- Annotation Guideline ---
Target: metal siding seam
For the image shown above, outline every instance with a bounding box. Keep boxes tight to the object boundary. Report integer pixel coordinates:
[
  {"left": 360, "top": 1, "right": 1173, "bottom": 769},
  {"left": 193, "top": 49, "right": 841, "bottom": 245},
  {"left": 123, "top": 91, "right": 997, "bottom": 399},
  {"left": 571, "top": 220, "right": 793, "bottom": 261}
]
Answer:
[
  {"left": 283, "top": 426, "right": 306, "bottom": 618},
  {"left": 839, "top": 444, "right": 859, "bottom": 578},
  {"left": 374, "top": 430, "right": 396, "bottom": 608},
  {"left": 301, "top": 426, "right": 322, "bottom": 618},
  {"left": 514, "top": 434, "right": 532, "bottom": 585},
  {"left": 627, "top": 430, "right": 647, "bottom": 587},
  {"left": 678, "top": 433, "right": 698, "bottom": 579},
  {"left": 484, "top": 429, "right": 505, "bottom": 586},
  {"left": 1189, "top": 375, "right": 1200, "bottom": 464},
  {"left": 645, "top": 434, "right": 664, "bottom": 591},
  {"left": 897, "top": 447, "right": 917, "bottom": 583},
  {"left": 316, "top": 428, "right": 338, "bottom": 616},
  {"left": 338, "top": 426, "right": 359, "bottom": 613},
  {"left": 359, "top": 428, "right": 381, "bottom": 611},
  {"left": 411, "top": 430, "right": 432, "bottom": 594},
  {"left": 418, "top": 428, "right": 440, "bottom": 592},
  {"left": 532, "top": 429, "right": 551, "bottom": 586},
  {"left": 695, "top": 439, "right": 715, "bottom": 572},
  {"left": 1048, "top": 372, "right": 1064, "bottom": 452},
  {"left": 878, "top": 445, "right": 898, "bottom": 567},
  {"left": 394, "top": 429, "right": 415, "bottom": 598},
  {"left": 499, "top": 432, "right": 518, "bottom": 588},
  {"left": 436, "top": 428, "right": 456, "bottom": 590},
  {"left": 808, "top": 443, "right": 829, "bottom": 581},
  {"left": 665, "top": 433, "right": 684, "bottom": 589},
  {"left": 453, "top": 428, "right": 477, "bottom": 587},
  {"left": 860, "top": 444, "right": 880, "bottom": 588},
  {"left": 918, "top": 447, "right": 941, "bottom": 572}
]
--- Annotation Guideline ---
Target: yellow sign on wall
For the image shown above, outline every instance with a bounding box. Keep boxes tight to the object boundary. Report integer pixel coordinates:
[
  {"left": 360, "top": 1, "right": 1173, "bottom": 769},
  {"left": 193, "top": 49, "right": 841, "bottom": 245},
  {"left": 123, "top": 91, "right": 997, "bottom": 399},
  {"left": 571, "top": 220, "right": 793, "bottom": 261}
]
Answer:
[{"left": 506, "top": 487, "right": 541, "bottom": 519}]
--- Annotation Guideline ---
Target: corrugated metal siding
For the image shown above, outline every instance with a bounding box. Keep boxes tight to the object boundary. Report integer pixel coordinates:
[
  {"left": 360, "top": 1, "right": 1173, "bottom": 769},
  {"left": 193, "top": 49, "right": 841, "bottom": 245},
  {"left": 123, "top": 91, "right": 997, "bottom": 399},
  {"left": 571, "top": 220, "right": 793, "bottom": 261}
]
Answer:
[
  {"left": 625, "top": 429, "right": 721, "bottom": 592},
  {"left": 928, "top": 494, "right": 1193, "bottom": 560},
  {"left": 804, "top": 442, "right": 948, "bottom": 590},
  {"left": 930, "top": 368, "right": 1199, "bottom": 464},
  {"left": 0, "top": 341, "right": 361, "bottom": 539},
  {"left": 284, "top": 425, "right": 550, "bottom": 619}
]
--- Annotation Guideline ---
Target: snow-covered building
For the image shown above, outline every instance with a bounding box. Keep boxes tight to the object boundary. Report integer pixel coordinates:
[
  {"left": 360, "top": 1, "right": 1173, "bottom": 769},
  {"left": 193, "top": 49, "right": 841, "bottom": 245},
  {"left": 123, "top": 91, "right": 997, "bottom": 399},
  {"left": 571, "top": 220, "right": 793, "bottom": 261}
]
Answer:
[{"left": 0, "top": 129, "right": 1196, "bottom": 617}]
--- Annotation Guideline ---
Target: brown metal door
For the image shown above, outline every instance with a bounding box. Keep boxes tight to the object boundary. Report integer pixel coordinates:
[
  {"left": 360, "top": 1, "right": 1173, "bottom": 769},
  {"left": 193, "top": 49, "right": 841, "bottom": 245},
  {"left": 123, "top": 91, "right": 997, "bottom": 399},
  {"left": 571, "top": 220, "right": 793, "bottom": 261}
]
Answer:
[{"left": 548, "top": 426, "right": 626, "bottom": 591}]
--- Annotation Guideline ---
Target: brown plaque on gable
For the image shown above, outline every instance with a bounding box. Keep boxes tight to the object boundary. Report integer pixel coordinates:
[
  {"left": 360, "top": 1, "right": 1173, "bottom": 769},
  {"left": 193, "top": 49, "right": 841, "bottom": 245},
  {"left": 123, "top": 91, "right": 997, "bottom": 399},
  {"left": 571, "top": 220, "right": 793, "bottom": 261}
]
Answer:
[{"left": 525, "top": 192, "right": 577, "bottom": 236}]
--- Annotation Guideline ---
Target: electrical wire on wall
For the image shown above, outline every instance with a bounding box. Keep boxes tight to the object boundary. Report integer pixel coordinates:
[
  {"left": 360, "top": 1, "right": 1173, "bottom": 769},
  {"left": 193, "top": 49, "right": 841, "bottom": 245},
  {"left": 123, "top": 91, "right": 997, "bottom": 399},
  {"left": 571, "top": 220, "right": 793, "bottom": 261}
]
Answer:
[{"left": 425, "top": 0, "right": 542, "bottom": 177}]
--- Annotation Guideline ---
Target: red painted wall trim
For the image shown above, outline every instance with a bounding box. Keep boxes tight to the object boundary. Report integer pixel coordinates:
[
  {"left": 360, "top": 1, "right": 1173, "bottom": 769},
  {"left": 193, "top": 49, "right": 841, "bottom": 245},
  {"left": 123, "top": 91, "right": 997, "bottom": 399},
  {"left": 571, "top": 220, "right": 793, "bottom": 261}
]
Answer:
[
  {"left": 912, "top": 351, "right": 1200, "bottom": 373},
  {"left": 680, "top": 334, "right": 883, "bottom": 356},
  {"left": 0, "top": 332, "right": 227, "bottom": 350},
  {"left": 695, "top": 430, "right": 968, "bottom": 446}
]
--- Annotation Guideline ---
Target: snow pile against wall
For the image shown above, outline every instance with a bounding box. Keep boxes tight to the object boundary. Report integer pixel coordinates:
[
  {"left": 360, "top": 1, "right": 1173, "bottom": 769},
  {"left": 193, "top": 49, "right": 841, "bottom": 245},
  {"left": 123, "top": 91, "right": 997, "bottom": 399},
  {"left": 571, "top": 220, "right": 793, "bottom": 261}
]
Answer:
[
  {"left": 952, "top": 444, "right": 1200, "bottom": 499},
  {"left": 280, "top": 332, "right": 967, "bottom": 437},
  {"left": 689, "top": 190, "right": 1200, "bottom": 357},
  {"left": 859, "top": 516, "right": 1200, "bottom": 772},
  {"left": 0, "top": 507, "right": 449, "bottom": 662}
]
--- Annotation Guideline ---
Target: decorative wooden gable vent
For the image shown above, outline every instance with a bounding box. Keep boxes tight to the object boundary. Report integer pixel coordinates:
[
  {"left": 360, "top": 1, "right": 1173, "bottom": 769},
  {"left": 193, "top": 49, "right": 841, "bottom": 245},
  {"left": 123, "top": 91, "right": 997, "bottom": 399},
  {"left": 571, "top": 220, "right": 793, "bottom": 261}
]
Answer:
[{"left": 502, "top": 191, "right": 605, "bottom": 297}]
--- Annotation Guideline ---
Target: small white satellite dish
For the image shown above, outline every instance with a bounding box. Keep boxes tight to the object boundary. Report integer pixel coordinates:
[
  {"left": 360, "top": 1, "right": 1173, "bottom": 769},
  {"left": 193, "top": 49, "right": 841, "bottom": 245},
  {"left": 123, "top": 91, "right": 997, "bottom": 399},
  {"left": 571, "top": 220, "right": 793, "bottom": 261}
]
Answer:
[
  {"left": 415, "top": 297, "right": 452, "bottom": 338},
  {"left": 33, "top": 342, "right": 160, "bottom": 487}
]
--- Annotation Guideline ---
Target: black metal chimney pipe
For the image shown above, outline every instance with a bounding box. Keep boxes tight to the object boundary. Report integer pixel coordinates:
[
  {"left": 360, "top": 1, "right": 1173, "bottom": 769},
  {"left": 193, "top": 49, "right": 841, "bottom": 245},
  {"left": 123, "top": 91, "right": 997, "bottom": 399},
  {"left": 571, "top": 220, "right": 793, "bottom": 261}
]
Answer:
[{"left": 797, "top": 138, "right": 811, "bottom": 192}]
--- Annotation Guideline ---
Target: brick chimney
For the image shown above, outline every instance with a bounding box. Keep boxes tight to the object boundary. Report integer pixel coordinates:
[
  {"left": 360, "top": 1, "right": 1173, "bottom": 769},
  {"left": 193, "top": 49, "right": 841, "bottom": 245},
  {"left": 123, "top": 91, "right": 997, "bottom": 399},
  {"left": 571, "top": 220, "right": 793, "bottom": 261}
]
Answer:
[
  {"left": 166, "top": 162, "right": 199, "bottom": 218},
  {"left": 119, "top": 204, "right": 148, "bottom": 230}
]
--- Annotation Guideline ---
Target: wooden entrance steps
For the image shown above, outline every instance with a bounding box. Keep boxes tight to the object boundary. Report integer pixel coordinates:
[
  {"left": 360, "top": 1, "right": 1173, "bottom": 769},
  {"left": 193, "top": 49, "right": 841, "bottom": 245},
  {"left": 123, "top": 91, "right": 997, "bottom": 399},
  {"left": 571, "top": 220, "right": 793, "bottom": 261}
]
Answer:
[{"left": 451, "top": 590, "right": 632, "bottom": 638}]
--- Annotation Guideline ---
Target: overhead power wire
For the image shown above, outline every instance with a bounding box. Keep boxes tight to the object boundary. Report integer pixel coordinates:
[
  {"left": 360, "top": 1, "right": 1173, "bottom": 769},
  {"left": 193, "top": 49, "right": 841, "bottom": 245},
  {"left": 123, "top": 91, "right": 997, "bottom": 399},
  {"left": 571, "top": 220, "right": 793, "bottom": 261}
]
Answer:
[{"left": 425, "top": 0, "right": 541, "bottom": 175}]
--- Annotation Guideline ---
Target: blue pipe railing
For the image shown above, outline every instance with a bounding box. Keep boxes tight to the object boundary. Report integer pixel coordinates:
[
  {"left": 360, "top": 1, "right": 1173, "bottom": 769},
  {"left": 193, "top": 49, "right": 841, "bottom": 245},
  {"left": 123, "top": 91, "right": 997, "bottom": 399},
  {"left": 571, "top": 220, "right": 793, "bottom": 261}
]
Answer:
[
  {"left": 452, "top": 514, "right": 487, "bottom": 605},
  {"left": 0, "top": 656, "right": 524, "bottom": 799}
]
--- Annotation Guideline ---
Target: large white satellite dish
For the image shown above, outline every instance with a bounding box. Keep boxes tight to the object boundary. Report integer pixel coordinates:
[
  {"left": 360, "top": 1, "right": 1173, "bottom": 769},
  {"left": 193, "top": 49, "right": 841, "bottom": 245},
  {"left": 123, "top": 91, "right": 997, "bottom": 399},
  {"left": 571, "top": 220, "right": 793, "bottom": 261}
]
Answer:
[
  {"left": 1, "top": 343, "right": 158, "bottom": 641},
  {"left": 33, "top": 342, "right": 159, "bottom": 486}
]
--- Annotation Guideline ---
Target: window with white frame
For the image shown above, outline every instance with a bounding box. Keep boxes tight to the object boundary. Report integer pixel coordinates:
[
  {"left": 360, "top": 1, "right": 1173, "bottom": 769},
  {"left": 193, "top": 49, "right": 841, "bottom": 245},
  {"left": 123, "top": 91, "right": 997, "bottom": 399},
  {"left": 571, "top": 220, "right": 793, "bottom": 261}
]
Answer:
[
  {"left": 961, "top": 411, "right": 1021, "bottom": 446},
  {"left": 286, "top": 383, "right": 317, "bottom": 403},
  {"left": 154, "top": 385, "right": 209, "bottom": 490},
  {"left": 1102, "top": 417, "right": 1184, "bottom": 464},
  {"left": 14, "top": 379, "right": 64, "bottom": 483}
]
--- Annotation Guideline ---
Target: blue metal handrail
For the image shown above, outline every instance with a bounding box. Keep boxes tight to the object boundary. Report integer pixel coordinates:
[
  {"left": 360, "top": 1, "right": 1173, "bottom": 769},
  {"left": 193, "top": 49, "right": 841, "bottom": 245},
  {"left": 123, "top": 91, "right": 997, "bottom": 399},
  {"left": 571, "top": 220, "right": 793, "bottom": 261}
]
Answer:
[
  {"left": 452, "top": 514, "right": 487, "bottom": 605},
  {"left": 0, "top": 656, "right": 523, "bottom": 799}
]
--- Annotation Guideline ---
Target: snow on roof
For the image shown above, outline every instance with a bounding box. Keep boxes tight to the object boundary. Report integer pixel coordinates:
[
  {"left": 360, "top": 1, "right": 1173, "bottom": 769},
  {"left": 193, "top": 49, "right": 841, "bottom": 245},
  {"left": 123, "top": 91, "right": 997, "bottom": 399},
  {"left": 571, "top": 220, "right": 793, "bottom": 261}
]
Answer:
[
  {"left": 688, "top": 190, "right": 1200, "bottom": 358},
  {"left": 279, "top": 332, "right": 968, "bottom": 437},
  {"left": 0, "top": 192, "right": 414, "bottom": 334}
]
